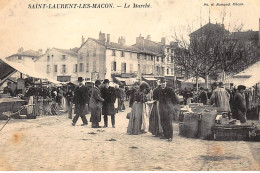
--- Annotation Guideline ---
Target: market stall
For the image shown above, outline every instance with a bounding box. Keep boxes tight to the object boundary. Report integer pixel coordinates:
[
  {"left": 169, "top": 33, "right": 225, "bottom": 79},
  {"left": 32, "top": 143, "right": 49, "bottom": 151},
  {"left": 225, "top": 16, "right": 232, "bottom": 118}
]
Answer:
[
  {"left": 178, "top": 103, "right": 259, "bottom": 141},
  {"left": 0, "top": 58, "right": 61, "bottom": 119}
]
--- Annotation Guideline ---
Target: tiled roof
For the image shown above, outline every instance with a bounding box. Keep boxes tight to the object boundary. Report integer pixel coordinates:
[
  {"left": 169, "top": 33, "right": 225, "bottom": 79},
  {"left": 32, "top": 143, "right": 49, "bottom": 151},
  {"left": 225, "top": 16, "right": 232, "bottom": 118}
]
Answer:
[
  {"left": 53, "top": 48, "right": 78, "bottom": 57},
  {"left": 7, "top": 50, "right": 41, "bottom": 58},
  {"left": 190, "top": 22, "right": 229, "bottom": 36},
  {"left": 230, "top": 31, "right": 258, "bottom": 40},
  {"left": 106, "top": 42, "right": 140, "bottom": 52}
]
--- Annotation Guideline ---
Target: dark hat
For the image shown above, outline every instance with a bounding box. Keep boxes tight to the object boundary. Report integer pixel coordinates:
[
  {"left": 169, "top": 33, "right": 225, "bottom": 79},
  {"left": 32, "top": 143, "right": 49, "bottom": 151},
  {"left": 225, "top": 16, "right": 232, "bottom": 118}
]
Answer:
[
  {"left": 160, "top": 78, "right": 166, "bottom": 83},
  {"left": 103, "top": 79, "right": 110, "bottom": 84},
  {"left": 78, "top": 77, "right": 84, "bottom": 82},
  {"left": 140, "top": 81, "right": 150, "bottom": 90},
  {"left": 95, "top": 80, "right": 101, "bottom": 86},
  {"left": 237, "top": 85, "right": 246, "bottom": 90},
  {"left": 218, "top": 82, "right": 224, "bottom": 86}
]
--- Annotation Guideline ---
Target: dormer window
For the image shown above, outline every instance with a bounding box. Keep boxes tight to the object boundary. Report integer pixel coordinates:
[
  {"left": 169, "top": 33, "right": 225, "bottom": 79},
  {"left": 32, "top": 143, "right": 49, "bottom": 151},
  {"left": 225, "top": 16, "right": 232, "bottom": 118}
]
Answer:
[
  {"left": 18, "top": 55, "right": 22, "bottom": 60},
  {"left": 62, "top": 55, "right": 66, "bottom": 60}
]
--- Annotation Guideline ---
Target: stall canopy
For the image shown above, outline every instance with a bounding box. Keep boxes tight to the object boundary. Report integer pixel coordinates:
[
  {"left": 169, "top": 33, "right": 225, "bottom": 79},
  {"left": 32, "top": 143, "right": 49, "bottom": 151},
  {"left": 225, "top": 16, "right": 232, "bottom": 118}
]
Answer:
[
  {"left": 242, "top": 72, "right": 260, "bottom": 88},
  {"left": 115, "top": 77, "right": 138, "bottom": 85},
  {"left": 143, "top": 77, "right": 158, "bottom": 81},
  {"left": 44, "top": 77, "right": 62, "bottom": 85},
  {"left": 0, "top": 58, "right": 45, "bottom": 79},
  {"left": 233, "top": 60, "right": 260, "bottom": 86},
  {"left": 0, "top": 58, "right": 60, "bottom": 85}
]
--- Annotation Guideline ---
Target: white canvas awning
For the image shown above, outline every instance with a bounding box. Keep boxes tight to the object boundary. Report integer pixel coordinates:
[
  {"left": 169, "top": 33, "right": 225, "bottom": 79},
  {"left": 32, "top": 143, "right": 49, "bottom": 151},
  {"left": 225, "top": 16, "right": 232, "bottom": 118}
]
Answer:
[
  {"left": 242, "top": 72, "right": 260, "bottom": 88},
  {"left": 0, "top": 58, "right": 62, "bottom": 86},
  {"left": 115, "top": 77, "right": 138, "bottom": 85},
  {"left": 143, "top": 77, "right": 158, "bottom": 81},
  {"left": 0, "top": 58, "right": 46, "bottom": 79},
  {"left": 183, "top": 77, "right": 205, "bottom": 84}
]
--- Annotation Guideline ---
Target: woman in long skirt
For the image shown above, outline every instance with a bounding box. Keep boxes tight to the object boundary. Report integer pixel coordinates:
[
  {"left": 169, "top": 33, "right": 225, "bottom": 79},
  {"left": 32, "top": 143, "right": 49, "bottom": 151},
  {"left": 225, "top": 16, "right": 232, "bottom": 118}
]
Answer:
[{"left": 127, "top": 82, "right": 149, "bottom": 135}]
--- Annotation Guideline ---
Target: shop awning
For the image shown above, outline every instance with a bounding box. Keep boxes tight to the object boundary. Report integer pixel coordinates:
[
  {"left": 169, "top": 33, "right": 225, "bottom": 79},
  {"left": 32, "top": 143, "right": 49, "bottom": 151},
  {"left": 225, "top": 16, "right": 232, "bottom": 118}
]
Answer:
[
  {"left": 143, "top": 77, "right": 158, "bottom": 81},
  {"left": 115, "top": 77, "right": 137, "bottom": 85},
  {"left": 44, "top": 77, "right": 62, "bottom": 85},
  {"left": 177, "top": 79, "right": 185, "bottom": 82}
]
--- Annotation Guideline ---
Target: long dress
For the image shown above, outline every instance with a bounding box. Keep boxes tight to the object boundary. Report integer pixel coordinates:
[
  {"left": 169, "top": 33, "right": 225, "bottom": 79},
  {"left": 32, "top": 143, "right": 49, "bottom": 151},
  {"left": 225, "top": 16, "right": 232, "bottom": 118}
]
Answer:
[
  {"left": 149, "top": 101, "right": 163, "bottom": 136},
  {"left": 127, "top": 91, "right": 148, "bottom": 135}
]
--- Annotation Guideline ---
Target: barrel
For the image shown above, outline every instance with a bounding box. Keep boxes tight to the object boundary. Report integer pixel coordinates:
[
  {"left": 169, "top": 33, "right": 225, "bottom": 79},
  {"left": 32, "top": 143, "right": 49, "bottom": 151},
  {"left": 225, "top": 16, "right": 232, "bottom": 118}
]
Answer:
[
  {"left": 183, "top": 113, "right": 200, "bottom": 138},
  {"left": 199, "top": 110, "right": 217, "bottom": 140}
]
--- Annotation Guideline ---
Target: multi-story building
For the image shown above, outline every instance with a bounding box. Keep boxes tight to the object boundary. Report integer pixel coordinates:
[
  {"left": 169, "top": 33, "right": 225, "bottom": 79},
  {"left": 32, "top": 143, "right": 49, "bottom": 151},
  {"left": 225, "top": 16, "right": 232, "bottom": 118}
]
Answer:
[
  {"left": 35, "top": 48, "right": 78, "bottom": 82},
  {"left": 78, "top": 32, "right": 139, "bottom": 85},
  {"left": 6, "top": 48, "right": 43, "bottom": 70},
  {"left": 133, "top": 35, "right": 176, "bottom": 87}
]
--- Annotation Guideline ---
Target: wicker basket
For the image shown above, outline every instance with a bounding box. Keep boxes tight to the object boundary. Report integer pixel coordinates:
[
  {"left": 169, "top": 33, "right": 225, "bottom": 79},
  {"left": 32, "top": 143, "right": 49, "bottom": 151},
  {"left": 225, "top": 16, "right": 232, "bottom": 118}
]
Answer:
[{"left": 214, "top": 124, "right": 253, "bottom": 141}]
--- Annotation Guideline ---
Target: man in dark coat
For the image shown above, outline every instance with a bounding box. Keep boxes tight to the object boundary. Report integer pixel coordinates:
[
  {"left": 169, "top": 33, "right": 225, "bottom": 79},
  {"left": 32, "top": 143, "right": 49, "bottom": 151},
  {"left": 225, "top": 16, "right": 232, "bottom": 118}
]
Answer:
[
  {"left": 72, "top": 77, "right": 89, "bottom": 126},
  {"left": 157, "top": 79, "right": 179, "bottom": 141},
  {"left": 89, "top": 80, "right": 104, "bottom": 128},
  {"left": 199, "top": 87, "right": 208, "bottom": 105},
  {"left": 233, "top": 85, "right": 247, "bottom": 123},
  {"left": 100, "top": 79, "right": 117, "bottom": 128}
]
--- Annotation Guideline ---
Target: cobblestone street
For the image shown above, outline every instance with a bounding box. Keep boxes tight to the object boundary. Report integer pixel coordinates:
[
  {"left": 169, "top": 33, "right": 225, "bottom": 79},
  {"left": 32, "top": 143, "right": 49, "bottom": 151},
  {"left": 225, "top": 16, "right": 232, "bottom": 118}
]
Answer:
[{"left": 0, "top": 102, "right": 259, "bottom": 171}]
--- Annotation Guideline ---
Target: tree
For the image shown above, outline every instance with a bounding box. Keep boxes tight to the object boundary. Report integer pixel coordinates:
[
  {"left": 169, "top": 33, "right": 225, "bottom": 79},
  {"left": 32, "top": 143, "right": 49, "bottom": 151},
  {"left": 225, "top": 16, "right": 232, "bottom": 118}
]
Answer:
[{"left": 172, "top": 22, "right": 258, "bottom": 90}]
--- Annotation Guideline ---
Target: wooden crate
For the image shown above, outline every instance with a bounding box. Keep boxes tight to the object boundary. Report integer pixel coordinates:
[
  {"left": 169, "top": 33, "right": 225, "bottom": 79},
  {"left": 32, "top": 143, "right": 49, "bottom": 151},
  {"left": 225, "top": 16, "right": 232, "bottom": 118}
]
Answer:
[{"left": 214, "top": 124, "right": 253, "bottom": 141}]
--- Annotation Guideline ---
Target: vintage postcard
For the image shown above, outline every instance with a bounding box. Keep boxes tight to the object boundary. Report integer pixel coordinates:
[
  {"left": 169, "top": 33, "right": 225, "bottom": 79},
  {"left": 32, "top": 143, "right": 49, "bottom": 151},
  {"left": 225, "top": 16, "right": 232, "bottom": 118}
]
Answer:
[{"left": 0, "top": 0, "right": 259, "bottom": 171}]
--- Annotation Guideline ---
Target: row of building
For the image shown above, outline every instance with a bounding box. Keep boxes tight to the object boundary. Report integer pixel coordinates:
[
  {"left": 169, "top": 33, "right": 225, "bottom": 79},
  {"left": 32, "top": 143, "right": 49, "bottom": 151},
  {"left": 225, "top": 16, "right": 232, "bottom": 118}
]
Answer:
[
  {"left": 6, "top": 19, "right": 260, "bottom": 88},
  {"left": 7, "top": 32, "right": 177, "bottom": 86}
]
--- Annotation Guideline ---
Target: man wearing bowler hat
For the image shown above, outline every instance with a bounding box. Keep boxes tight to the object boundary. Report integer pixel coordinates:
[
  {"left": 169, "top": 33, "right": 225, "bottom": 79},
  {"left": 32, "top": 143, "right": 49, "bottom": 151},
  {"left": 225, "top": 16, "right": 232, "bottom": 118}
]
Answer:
[
  {"left": 157, "top": 78, "right": 179, "bottom": 141},
  {"left": 100, "top": 79, "right": 117, "bottom": 128},
  {"left": 233, "top": 85, "right": 247, "bottom": 123},
  {"left": 72, "top": 77, "right": 89, "bottom": 126}
]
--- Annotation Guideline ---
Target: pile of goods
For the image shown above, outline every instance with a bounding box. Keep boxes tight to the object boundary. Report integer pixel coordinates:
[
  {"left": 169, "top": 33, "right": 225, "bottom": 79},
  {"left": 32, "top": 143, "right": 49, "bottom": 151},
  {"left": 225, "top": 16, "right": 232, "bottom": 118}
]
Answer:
[{"left": 178, "top": 103, "right": 259, "bottom": 141}]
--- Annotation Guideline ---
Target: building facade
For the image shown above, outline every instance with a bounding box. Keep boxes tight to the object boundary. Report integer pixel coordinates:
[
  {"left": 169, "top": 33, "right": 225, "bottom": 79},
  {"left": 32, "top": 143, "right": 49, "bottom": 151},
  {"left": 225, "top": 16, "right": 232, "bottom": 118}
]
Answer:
[
  {"left": 77, "top": 36, "right": 106, "bottom": 81},
  {"left": 78, "top": 32, "right": 139, "bottom": 85},
  {"left": 6, "top": 49, "right": 43, "bottom": 70},
  {"left": 133, "top": 35, "right": 176, "bottom": 87},
  {"left": 35, "top": 48, "right": 78, "bottom": 82}
]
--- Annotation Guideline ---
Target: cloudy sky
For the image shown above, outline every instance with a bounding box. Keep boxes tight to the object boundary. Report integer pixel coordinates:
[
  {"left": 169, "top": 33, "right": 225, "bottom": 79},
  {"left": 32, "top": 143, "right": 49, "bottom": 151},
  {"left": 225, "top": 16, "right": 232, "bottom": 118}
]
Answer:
[{"left": 0, "top": 0, "right": 259, "bottom": 57}]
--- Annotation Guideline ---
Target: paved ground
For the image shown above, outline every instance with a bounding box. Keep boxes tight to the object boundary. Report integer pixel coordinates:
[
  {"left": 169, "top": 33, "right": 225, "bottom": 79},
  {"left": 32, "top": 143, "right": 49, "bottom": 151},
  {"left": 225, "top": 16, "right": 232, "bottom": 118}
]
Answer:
[{"left": 0, "top": 102, "right": 259, "bottom": 171}]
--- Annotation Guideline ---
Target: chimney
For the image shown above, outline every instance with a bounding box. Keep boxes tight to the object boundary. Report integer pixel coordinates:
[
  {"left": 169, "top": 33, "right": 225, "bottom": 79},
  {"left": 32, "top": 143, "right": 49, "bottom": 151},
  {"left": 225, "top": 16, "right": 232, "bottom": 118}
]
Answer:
[
  {"left": 107, "top": 34, "right": 110, "bottom": 44},
  {"left": 136, "top": 35, "right": 145, "bottom": 50},
  {"left": 99, "top": 31, "right": 106, "bottom": 44},
  {"left": 147, "top": 35, "right": 151, "bottom": 40},
  {"left": 118, "top": 36, "right": 125, "bottom": 46},
  {"left": 18, "top": 47, "right": 24, "bottom": 52},
  {"left": 81, "top": 35, "right": 85, "bottom": 45},
  {"left": 161, "top": 37, "right": 166, "bottom": 45}
]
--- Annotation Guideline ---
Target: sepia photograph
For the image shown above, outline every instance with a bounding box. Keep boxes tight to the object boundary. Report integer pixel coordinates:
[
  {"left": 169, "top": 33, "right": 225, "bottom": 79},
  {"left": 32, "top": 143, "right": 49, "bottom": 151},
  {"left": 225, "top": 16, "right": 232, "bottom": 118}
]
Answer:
[{"left": 0, "top": 0, "right": 259, "bottom": 171}]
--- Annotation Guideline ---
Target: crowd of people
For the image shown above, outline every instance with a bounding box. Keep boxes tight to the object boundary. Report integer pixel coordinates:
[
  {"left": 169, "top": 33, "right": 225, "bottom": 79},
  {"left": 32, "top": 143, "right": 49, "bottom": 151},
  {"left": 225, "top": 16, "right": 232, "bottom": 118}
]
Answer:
[
  {"left": 179, "top": 82, "right": 250, "bottom": 124},
  {"left": 2, "top": 75, "right": 251, "bottom": 140},
  {"left": 71, "top": 77, "right": 125, "bottom": 128},
  {"left": 69, "top": 77, "right": 180, "bottom": 142},
  {"left": 67, "top": 76, "right": 252, "bottom": 141}
]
